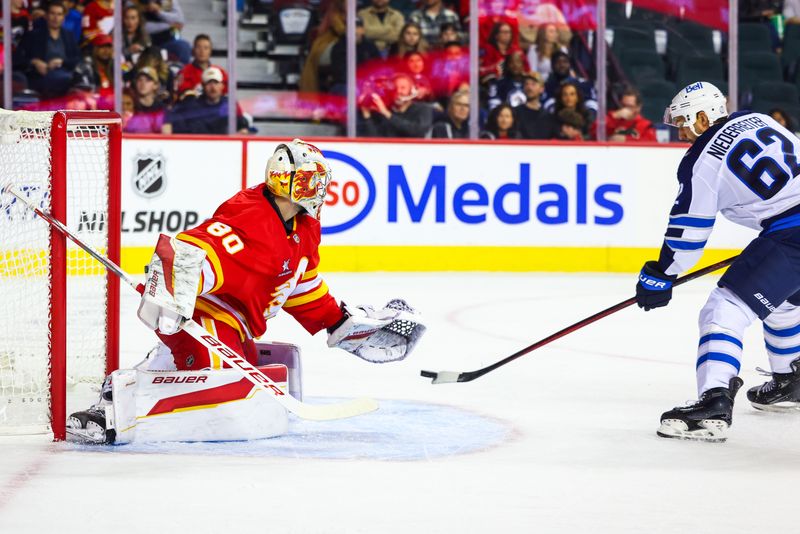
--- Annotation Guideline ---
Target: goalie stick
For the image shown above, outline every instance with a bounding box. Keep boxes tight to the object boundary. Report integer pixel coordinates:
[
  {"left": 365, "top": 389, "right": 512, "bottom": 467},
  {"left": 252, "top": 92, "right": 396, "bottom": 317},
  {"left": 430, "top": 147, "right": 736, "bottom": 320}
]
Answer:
[
  {"left": 3, "top": 183, "right": 378, "bottom": 421},
  {"left": 421, "top": 255, "right": 739, "bottom": 384}
]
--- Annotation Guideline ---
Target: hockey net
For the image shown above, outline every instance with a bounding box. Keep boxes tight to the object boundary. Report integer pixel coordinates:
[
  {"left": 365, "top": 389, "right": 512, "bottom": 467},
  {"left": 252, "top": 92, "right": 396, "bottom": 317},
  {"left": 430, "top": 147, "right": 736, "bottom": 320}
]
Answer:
[{"left": 0, "top": 110, "right": 120, "bottom": 440}]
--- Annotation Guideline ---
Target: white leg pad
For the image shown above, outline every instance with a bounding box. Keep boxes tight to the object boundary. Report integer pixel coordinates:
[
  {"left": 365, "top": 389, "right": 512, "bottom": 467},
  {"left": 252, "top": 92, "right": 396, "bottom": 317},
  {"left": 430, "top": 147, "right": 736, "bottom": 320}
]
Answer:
[
  {"left": 110, "top": 365, "right": 289, "bottom": 444},
  {"left": 255, "top": 341, "right": 303, "bottom": 401}
]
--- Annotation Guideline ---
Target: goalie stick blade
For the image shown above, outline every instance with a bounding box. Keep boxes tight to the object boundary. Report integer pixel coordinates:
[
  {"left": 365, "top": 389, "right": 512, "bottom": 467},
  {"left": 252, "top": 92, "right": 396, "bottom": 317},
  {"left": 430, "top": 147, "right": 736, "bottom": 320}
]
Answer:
[
  {"left": 286, "top": 396, "right": 379, "bottom": 421},
  {"left": 420, "top": 370, "right": 463, "bottom": 384}
]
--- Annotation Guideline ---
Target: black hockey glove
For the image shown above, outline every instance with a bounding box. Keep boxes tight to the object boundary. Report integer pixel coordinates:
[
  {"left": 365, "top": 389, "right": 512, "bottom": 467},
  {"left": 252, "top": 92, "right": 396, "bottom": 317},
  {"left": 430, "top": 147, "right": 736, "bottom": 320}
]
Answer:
[{"left": 636, "top": 261, "right": 677, "bottom": 311}]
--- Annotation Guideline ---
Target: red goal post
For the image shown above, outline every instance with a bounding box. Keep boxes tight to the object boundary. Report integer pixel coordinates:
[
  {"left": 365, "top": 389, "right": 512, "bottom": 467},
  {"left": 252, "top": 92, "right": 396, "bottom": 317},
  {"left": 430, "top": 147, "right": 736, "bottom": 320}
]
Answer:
[{"left": 0, "top": 110, "right": 121, "bottom": 441}]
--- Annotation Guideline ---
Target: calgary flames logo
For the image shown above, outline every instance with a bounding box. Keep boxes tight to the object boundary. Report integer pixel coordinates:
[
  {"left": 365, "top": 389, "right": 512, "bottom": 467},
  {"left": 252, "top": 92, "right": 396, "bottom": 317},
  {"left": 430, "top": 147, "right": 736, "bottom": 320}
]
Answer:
[{"left": 292, "top": 162, "right": 328, "bottom": 201}]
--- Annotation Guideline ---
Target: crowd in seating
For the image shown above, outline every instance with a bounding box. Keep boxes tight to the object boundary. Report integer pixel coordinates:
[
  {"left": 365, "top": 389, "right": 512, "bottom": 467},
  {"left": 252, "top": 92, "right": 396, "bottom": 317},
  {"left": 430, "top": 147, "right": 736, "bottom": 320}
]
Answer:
[
  {"left": 5, "top": 0, "right": 800, "bottom": 139},
  {"left": 4, "top": 0, "right": 249, "bottom": 134}
]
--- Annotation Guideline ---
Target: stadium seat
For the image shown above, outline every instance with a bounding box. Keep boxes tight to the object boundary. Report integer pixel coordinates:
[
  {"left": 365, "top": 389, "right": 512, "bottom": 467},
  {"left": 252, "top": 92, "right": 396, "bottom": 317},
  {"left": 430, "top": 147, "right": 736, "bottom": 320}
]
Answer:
[
  {"left": 738, "top": 22, "right": 773, "bottom": 52},
  {"left": 739, "top": 51, "right": 783, "bottom": 95},
  {"left": 619, "top": 48, "right": 666, "bottom": 85},
  {"left": 638, "top": 79, "right": 676, "bottom": 124},
  {"left": 750, "top": 81, "right": 800, "bottom": 126},
  {"left": 607, "top": 0, "right": 627, "bottom": 26},
  {"left": 782, "top": 24, "right": 800, "bottom": 80},
  {"left": 611, "top": 26, "right": 657, "bottom": 55},
  {"left": 675, "top": 55, "right": 724, "bottom": 88}
]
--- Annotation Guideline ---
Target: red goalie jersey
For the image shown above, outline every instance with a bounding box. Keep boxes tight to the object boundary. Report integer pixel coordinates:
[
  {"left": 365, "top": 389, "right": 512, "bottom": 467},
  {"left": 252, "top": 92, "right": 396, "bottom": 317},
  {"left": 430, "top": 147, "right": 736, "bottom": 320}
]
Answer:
[{"left": 157, "top": 184, "right": 344, "bottom": 370}]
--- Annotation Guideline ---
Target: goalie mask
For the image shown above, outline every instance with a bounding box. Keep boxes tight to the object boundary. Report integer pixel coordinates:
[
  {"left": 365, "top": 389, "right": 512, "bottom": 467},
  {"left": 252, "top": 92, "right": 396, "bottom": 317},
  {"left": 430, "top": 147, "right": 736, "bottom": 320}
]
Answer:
[
  {"left": 663, "top": 81, "right": 727, "bottom": 137},
  {"left": 265, "top": 139, "right": 332, "bottom": 219}
]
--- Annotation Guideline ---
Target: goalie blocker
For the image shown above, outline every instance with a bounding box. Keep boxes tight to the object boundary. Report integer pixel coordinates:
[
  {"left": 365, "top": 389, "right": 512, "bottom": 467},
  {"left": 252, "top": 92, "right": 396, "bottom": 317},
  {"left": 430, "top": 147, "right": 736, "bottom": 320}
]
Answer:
[{"left": 67, "top": 342, "right": 302, "bottom": 444}]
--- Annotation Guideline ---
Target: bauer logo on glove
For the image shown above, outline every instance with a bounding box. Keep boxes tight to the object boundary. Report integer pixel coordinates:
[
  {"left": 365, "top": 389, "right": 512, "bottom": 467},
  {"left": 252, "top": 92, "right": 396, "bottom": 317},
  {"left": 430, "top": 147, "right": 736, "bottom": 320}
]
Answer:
[{"left": 327, "top": 299, "right": 426, "bottom": 363}]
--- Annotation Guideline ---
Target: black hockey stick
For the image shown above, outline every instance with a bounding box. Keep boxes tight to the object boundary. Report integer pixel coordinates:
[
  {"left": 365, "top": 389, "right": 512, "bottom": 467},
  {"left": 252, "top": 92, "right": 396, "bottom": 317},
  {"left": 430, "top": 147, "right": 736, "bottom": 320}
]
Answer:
[{"left": 420, "top": 255, "right": 739, "bottom": 384}]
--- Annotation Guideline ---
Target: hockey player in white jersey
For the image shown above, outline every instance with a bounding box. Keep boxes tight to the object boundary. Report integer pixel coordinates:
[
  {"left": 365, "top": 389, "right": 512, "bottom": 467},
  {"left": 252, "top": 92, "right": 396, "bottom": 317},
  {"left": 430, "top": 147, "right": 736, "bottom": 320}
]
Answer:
[{"left": 636, "top": 81, "right": 800, "bottom": 442}]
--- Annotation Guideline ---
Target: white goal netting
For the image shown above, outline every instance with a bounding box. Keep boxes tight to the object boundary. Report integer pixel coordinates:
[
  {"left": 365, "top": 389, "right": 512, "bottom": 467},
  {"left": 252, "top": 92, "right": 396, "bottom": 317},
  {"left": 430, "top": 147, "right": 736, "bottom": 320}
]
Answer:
[{"left": 0, "top": 111, "right": 112, "bottom": 434}]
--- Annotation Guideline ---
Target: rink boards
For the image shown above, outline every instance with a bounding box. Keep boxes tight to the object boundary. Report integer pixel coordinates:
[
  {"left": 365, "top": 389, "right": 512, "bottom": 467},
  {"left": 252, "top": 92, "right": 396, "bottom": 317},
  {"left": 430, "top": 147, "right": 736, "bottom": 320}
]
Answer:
[{"left": 117, "top": 136, "right": 756, "bottom": 273}]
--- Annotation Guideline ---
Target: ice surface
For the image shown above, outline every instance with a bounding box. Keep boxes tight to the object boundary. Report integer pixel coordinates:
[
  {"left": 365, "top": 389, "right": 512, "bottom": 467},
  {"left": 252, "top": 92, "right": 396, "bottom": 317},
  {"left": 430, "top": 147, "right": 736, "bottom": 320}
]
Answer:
[{"left": 1, "top": 272, "right": 799, "bottom": 533}]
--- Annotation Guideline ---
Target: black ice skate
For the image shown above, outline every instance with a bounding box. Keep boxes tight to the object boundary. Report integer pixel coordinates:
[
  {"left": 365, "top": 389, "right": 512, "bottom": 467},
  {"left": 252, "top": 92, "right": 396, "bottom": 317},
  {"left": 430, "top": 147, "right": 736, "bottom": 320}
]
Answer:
[
  {"left": 657, "top": 377, "right": 744, "bottom": 443},
  {"left": 747, "top": 359, "right": 800, "bottom": 412},
  {"left": 66, "top": 407, "right": 115, "bottom": 445}
]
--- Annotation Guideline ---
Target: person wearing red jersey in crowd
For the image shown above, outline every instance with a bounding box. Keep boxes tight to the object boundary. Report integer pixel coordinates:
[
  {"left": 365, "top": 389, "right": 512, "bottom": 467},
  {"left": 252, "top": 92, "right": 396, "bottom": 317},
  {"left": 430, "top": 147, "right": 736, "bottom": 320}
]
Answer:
[
  {"left": 175, "top": 34, "right": 228, "bottom": 97},
  {"left": 81, "top": 0, "right": 114, "bottom": 46},
  {"left": 66, "top": 140, "right": 425, "bottom": 444},
  {"left": 479, "top": 21, "right": 528, "bottom": 82},
  {"left": 594, "top": 85, "right": 656, "bottom": 142}
]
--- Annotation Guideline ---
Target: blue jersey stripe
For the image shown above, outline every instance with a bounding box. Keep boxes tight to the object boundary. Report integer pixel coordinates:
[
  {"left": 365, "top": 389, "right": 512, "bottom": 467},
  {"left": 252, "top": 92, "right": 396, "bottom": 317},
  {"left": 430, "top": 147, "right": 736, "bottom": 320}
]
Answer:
[
  {"left": 764, "top": 323, "right": 800, "bottom": 337},
  {"left": 669, "top": 216, "right": 715, "bottom": 228},
  {"left": 696, "top": 352, "right": 741, "bottom": 372},
  {"left": 765, "top": 341, "right": 800, "bottom": 355},
  {"left": 666, "top": 239, "right": 707, "bottom": 251},
  {"left": 699, "top": 333, "right": 743, "bottom": 349}
]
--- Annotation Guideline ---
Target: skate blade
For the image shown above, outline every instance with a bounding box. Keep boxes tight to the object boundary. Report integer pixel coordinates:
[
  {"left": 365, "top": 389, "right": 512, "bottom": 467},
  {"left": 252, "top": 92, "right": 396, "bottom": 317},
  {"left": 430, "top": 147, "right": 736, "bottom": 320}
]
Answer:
[
  {"left": 65, "top": 428, "right": 109, "bottom": 445},
  {"left": 656, "top": 419, "right": 729, "bottom": 443},
  {"left": 750, "top": 401, "right": 800, "bottom": 413}
]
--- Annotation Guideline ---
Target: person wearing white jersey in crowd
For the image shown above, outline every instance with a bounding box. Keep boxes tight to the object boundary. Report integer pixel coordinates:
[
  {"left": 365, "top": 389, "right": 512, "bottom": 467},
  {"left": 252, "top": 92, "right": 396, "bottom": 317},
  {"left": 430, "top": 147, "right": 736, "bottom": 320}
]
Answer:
[{"left": 635, "top": 81, "right": 800, "bottom": 442}]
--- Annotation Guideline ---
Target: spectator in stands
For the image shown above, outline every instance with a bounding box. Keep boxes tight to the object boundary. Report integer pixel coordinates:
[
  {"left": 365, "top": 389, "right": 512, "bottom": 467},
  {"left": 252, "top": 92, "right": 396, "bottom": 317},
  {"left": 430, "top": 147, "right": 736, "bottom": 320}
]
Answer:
[
  {"left": 142, "top": 0, "right": 191, "bottom": 64},
  {"left": 61, "top": 0, "right": 82, "bottom": 43},
  {"left": 429, "top": 41, "right": 468, "bottom": 102},
  {"left": 427, "top": 88, "right": 470, "bottom": 138},
  {"left": 176, "top": 34, "right": 228, "bottom": 97},
  {"left": 551, "top": 80, "right": 594, "bottom": 137},
  {"left": 527, "top": 23, "right": 567, "bottom": 80},
  {"left": 329, "top": 17, "right": 381, "bottom": 95},
  {"left": 132, "top": 46, "right": 174, "bottom": 98},
  {"left": 769, "top": 107, "right": 795, "bottom": 131},
  {"left": 543, "top": 51, "right": 597, "bottom": 117},
  {"left": 164, "top": 66, "right": 249, "bottom": 134},
  {"left": 437, "top": 22, "right": 460, "bottom": 48},
  {"left": 122, "top": 5, "right": 151, "bottom": 63},
  {"left": 480, "top": 103, "right": 520, "bottom": 139},
  {"left": 513, "top": 71, "right": 557, "bottom": 140},
  {"left": 121, "top": 87, "right": 135, "bottom": 129},
  {"left": 358, "top": 72, "right": 433, "bottom": 137},
  {"left": 597, "top": 86, "right": 655, "bottom": 142},
  {"left": 479, "top": 21, "right": 527, "bottom": 82},
  {"left": 358, "top": 0, "right": 405, "bottom": 56},
  {"left": 409, "top": 0, "right": 462, "bottom": 47},
  {"left": 487, "top": 50, "right": 528, "bottom": 109},
  {"left": 404, "top": 51, "right": 434, "bottom": 101},
  {"left": 299, "top": 0, "right": 345, "bottom": 93},
  {"left": 11, "top": 0, "right": 32, "bottom": 44},
  {"left": 124, "top": 66, "right": 168, "bottom": 134},
  {"left": 73, "top": 33, "right": 114, "bottom": 93},
  {"left": 17, "top": 1, "right": 80, "bottom": 97},
  {"left": 389, "top": 21, "right": 428, "bottom": 57},
  {"left": 555, "top": 108, "right": 585, "bottom": 141},
  {"left": 81, "top": 0, "right": 113, "bottom": 46}
]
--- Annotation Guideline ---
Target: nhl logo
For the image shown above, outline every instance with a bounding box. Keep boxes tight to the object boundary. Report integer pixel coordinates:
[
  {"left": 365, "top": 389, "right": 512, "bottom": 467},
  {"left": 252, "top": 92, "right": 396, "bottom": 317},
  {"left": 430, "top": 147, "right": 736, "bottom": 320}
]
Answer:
[{"left": 133, "top": 153, "right": 166, "bottom": 198}]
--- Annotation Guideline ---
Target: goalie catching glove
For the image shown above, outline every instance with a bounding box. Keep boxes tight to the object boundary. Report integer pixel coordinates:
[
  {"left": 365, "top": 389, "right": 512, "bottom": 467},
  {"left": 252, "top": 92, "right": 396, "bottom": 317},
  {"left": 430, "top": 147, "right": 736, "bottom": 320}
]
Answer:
[
  {"left": 327, "top": 299, "right": 426, "bottom": 363},
  {"left": 137, "top": 234, "right": 206, "bottom": 335}
]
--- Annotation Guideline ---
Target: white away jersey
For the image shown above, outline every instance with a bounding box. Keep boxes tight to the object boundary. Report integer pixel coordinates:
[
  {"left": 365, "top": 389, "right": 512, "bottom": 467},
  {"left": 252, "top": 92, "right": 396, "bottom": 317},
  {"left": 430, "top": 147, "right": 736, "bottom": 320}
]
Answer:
[{"left": 657, "top": 111, "right": 800, "bottom": 275}]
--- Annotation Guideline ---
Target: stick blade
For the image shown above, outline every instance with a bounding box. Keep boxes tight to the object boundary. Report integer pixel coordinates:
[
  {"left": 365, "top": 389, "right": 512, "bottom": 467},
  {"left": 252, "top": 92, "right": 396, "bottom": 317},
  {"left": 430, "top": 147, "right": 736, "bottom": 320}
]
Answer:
[
  {"left": 420, "top": 369, "right": 462, "bottom": 384},
  {"left": 286, "top": 396, "right": 379, "bottom": 421}
]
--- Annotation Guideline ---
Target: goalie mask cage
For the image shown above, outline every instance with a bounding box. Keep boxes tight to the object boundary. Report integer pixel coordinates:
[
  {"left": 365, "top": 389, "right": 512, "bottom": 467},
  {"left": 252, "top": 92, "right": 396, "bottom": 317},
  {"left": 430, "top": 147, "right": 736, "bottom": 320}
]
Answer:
[{"left": 0, "top": 110, "right": 121, "bottom": 441}]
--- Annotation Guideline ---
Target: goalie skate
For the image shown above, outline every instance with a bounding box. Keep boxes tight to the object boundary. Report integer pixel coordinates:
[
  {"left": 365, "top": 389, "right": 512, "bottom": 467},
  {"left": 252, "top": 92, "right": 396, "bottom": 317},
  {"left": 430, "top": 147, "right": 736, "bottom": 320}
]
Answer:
[
  {"left": 656, "top": 377, "right": 743, "bottom": 443},
  {"left": 66, "top": 407, "right": 115, "bottom": 445}
]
